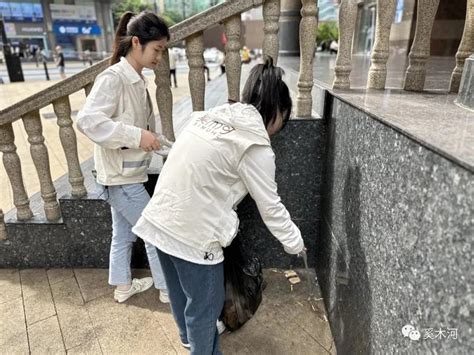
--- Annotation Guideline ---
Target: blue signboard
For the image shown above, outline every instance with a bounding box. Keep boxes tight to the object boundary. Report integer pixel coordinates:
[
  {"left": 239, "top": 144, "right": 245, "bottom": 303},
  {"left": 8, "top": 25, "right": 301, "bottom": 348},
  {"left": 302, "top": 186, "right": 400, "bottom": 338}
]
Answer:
[
  {"left": 0, "top": 2, "right": 43, "bottom": 22},
  {"left": 53, "top": 21, "right": 101, "bottom": 36}
]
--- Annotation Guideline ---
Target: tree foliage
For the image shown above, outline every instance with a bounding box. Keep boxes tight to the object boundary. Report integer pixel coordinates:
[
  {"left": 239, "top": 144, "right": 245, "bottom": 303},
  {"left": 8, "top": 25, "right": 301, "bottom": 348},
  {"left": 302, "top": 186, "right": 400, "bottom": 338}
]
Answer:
[
  {"left": 316, "top": 22, "right": 339, "bottom": 46},
  {"left": 112, "top": 0, "right": 153, "bottom": 27}
]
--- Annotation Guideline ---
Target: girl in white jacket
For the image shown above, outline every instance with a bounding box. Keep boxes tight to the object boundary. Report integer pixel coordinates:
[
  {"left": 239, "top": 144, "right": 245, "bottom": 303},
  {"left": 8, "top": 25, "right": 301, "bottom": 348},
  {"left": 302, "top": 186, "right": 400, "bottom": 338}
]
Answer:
[
  {"left": 133, "top": 59, "right": 306, "bottom": 354},
  {"left": 77, "top": 11, "right": 170, "bottom": 304}
]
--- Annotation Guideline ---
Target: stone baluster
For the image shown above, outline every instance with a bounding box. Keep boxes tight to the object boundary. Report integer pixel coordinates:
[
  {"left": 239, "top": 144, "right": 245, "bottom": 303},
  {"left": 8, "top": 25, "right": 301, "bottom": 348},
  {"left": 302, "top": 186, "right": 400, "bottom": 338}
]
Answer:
[
  {"left": 0, "top": 123, "right": 33, "bottom": 221},
  {"left": 84, "top": 82, "right": 93, "bottom": 97},
  {"left": 296, "top": 0, "right": 318, "bottom": 118},
  {"left": 155, "top": 50, "right": 175, "bottom": 141},
  {"left": 22, "top": 110, "right": 61, "bottom": 221},
  {"left": 186, "top": 33, "right": 206, "bottom": 111},
  {"left": 367, "top": 0, "right": 397, "bottom": 89},
  {"left": 449, "top": 0, "right": 473, "bottom": 93},
  {"left": 333, "top": 0, "right": 358, "bottom": 89},
  {"left": 224, "top": 15, "right": 242, "bottom": 102},
  {"left": 403, "top": 0, "right": 441, "bottom": 91},
  {"left": 0, "top": 209, "right": 5, "bottom": 240},
  {"left": 53, "top": 96, "right": 87, "bottom": 198},
  {"left": 263, "top": 0, "right": 281, "bottom": 64}
]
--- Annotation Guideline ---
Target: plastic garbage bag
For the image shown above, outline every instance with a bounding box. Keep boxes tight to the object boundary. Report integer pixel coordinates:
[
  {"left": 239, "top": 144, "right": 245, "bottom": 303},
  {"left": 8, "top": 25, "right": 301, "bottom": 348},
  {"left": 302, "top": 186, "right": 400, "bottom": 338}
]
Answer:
[{"left": 220, "top": 235, "right": 266, "bottom": 331}]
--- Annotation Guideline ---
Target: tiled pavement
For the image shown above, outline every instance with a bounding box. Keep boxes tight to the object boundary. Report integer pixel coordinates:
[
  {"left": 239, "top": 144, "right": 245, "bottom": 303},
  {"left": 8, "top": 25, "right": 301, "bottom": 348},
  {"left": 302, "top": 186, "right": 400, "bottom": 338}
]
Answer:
[{"left": 0, "top": 268, "right": 335, "bottom": 354}]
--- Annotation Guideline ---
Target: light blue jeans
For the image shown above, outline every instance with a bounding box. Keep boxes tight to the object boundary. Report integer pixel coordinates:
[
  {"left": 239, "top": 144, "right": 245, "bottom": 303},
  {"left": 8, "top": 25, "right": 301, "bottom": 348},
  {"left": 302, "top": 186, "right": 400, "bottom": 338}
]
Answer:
[{"left": 99, "top": 183, "right": 167, "bottom": 290}]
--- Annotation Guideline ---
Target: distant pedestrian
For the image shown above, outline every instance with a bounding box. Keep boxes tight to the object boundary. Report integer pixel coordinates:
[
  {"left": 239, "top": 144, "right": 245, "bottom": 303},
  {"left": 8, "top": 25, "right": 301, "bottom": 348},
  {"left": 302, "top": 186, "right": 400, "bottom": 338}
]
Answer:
[
  {"left": 218, "top": 50, "right": 225, "bottom": 75},
  {"left": 169, "top": 48, "right": 177, "bottom": 88},
  {"left": 55, "top": 45, "right": 66, "bottom": 79},
  {"left": 84, "top": 49, "right": 93, "bottom": 66}
]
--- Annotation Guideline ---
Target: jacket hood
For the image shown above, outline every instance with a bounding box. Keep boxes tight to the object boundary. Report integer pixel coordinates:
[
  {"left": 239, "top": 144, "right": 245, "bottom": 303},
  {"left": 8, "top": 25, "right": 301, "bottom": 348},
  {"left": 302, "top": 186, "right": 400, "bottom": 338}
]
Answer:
[{"left": 206, "top": 102, "right": 270, "bottom": 143}]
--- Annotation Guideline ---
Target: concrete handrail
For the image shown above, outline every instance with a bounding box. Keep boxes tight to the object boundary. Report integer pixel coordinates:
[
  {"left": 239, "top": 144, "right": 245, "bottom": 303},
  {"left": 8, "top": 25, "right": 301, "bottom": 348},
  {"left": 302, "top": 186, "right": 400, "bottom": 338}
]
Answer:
[{"left": 0, "top": 0, "right": 264, "bottom": 126}]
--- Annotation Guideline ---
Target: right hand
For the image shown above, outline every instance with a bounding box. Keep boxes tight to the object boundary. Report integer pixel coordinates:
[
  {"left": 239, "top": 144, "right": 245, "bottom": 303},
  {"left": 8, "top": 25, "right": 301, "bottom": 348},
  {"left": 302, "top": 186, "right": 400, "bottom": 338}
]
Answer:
[
  {"left": 139, "top": 130, "right": 161, "bottom": 152},
  {"left": 297, "top": 246, "right": 307, "bottom": 259}
]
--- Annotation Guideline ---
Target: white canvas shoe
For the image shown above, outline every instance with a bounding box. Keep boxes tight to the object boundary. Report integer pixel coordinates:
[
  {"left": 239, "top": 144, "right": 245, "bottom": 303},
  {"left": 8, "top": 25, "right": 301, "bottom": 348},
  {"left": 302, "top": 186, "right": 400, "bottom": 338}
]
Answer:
[
  {"left": 159, "top": 289, "right": 170, "bottom": 304},
  {"left": 114, "top": 277, "right": 153, "bottom": 303},
  {"left": 217, "top": 320, "right": 227, "bottom": 335}
]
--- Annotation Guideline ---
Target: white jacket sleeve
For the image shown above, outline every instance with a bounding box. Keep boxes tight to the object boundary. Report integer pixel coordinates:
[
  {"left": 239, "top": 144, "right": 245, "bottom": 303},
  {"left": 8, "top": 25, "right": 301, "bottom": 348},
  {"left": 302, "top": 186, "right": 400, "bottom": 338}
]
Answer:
[
  {"left": 76, "top": 71, "right": 142, "bottom": 150},
  {"left": 237, "top": 145, "right": 305, "bottom": 255}
]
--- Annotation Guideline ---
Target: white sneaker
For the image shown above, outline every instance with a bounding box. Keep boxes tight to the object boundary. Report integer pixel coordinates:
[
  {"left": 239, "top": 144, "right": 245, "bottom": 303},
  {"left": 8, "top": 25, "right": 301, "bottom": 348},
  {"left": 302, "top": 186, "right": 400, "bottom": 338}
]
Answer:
[
  {"left": 217, "top": 320, "right": 227, "bottom": 335},
  {"left": 181, "top": 342, "right": 191, "bottom": 350},
  {"left": 114, "top": 277, "right": 153, "bottom": 303},
  {"left": 159, "top": 289, "right": 170, "bottom": 304}
]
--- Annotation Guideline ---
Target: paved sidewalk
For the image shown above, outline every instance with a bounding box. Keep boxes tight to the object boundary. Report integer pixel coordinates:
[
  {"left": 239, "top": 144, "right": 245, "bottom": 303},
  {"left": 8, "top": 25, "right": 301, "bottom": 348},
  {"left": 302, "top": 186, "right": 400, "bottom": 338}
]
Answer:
[
  {"left": 0, "top": 268, "right": 335, "bottom": 354},
  {"left": 0, "top": 66, "right": 220, "bottom": 213}
]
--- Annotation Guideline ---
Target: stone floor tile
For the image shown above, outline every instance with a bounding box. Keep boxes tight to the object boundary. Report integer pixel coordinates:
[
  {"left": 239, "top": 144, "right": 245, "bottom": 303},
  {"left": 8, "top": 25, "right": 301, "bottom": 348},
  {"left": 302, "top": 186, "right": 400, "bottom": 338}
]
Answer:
[
  {"left": 85, "top": 289, "right": 175, "bottom": 354},
  {"left": 50, "top": 276, "right": 97, "bottom": 351},
  {"left": 20, "top": 269, "right": 56, "bottom": 326},
  {"left": 47, "top": 269, "right": 74, "bottom": 285},
  {"left": 73, "top": 269, "right": 113, "bottom": 303},
  {"left": 65, "top": 338, "right": 102, "bottom": 355},
  {"left": 0, "top": 297, "right": 29, "bottom": 354},
  {"left": 263, "top": 269, "right": 334, "bottom": 351},
  {"left": 0, "top": 269, "right": 21, "bottom": 305},
  {"left": 28, "top": 315, "right": 65, "bottom": 354}
]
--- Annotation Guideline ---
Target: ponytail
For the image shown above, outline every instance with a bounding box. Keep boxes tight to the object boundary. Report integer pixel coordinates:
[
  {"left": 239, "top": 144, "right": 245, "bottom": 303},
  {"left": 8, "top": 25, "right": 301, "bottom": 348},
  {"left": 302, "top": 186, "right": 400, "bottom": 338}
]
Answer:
[
  {"left": 110, "top": 11, "right": 170, "bottom": 66},
  {"left": 111, "top": 11, "right": 135, "bottom": 65},
  {"left": 241, "top": 57, "right": 292, "bottom": 129}
]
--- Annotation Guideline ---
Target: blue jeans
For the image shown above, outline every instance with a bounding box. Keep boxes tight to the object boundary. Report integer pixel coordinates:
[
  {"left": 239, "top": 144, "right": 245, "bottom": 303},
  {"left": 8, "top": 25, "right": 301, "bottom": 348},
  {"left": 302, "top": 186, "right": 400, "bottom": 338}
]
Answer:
[
  {"left": 156, "top": 248, "right": 224, "bottom": 355},
  {"left": 100, "top": 183, "right": 166, "bottom": 290}
]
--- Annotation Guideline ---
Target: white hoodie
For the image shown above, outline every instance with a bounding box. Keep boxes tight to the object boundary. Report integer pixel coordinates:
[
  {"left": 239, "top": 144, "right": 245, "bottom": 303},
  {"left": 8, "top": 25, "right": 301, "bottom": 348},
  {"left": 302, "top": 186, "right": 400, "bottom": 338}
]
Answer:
[{"left": 133, "top": 102, "right": 304, "bottom": 264}]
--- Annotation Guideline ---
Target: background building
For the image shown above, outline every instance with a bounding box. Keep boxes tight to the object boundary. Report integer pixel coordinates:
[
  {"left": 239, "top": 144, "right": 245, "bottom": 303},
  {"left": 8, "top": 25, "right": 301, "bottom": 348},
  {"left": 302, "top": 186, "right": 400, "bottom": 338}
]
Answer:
[{"left": 0, "top": 0, "right": 114, "bottom": 58}]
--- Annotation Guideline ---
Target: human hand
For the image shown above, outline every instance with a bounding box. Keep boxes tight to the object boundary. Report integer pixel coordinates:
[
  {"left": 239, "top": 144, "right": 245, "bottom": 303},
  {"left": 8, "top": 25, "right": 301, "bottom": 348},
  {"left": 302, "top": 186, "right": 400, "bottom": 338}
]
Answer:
[
  {"left": 140, "top": 130, "right": 161, "bottom": 152},
  {"left": 297, "top": 247, "right": 307, "bottom": 259},
  {"left": 153, "top": 134, "right": 174, "bottom": 156}
]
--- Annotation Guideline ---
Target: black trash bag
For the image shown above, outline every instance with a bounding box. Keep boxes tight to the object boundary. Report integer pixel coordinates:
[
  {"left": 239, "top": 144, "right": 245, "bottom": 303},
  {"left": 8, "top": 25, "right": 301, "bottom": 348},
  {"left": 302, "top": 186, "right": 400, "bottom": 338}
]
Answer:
[{"left": 220, "top": 235, "right": 266, "bottom": 331}]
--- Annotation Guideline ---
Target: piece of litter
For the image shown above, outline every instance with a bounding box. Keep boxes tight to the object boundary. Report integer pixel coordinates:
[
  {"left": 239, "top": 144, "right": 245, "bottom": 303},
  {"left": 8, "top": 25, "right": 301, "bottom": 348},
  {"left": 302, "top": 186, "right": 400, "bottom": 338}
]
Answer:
[
  {"left": 288, "top": 276, "right": 301, "bottom": 284},
  {"left": 284, "top": 270, "right": 298, "bottom": 278}
]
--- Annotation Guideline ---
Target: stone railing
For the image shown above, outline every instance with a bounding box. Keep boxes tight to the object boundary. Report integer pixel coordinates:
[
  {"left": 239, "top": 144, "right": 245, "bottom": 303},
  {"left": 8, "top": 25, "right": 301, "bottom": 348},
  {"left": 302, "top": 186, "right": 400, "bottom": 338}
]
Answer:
[
  {"left": 0, "top": 0, "right": 320, "bottom": 240},
  {"left": 333, "top": 0, "right": 473, "bottom": 91}
]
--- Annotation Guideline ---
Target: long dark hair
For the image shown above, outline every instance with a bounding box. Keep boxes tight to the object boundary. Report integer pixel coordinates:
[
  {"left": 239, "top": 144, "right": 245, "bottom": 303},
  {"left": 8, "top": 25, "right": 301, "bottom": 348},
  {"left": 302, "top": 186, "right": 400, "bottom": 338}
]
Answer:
[
  {"left": 111, "top": 11, "right": 170, "bottom": 65},
  {"left": 241, "top": 57, "right": 292, "bottom": 130}
]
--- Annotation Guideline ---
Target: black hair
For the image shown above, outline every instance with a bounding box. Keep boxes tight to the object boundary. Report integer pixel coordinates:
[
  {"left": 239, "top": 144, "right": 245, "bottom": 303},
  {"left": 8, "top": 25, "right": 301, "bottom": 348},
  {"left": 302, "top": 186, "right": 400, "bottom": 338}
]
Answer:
[
  {"left": 111, "top": 11, "right": 170, "bottom": 65},
  {"left": 241, "top": 57, "right": 292, "bottom": 131}
]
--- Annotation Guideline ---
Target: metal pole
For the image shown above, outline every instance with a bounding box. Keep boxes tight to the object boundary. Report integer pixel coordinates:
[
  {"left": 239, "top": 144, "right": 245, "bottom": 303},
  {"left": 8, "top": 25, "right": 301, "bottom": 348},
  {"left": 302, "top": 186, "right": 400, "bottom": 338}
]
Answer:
[
  {"left": 0, "top": 17, "right": 25, "bottom": 82},
  {"left": 43, "top": 59, "right": 50, "bottom": 80}
]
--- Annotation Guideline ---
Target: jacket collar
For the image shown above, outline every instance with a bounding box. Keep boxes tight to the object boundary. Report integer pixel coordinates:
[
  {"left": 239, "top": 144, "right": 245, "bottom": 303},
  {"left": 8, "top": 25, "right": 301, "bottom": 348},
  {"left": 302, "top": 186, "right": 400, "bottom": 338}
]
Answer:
[{"left": 119, "top": 57, "right": 148, "bottom": 87}]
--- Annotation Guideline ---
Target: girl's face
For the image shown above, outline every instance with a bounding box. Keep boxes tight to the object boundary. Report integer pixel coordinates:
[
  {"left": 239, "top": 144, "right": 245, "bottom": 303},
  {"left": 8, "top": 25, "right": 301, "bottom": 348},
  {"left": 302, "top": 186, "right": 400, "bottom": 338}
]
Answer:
[
  {"left": 266, "top": 110, "right": 286, "bottom": 137},
  {"left": 131, "top": 37, "right": 168, "bottom": 70}
]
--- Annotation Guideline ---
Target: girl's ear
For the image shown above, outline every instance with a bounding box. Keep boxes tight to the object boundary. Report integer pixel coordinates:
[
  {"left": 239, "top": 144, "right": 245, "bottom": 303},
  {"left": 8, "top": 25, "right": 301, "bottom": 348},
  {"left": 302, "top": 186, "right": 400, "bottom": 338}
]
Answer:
[{"left": 131, "top": 36, "right": 140, "bottom": 48}]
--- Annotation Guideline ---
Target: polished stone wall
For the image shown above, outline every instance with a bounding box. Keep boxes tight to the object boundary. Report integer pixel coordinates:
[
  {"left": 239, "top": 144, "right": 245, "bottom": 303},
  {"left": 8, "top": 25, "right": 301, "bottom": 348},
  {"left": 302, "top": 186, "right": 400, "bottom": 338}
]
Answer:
[
  {"left": 317, "top": 97, "right": 473, "bottom": 353},
  {"left": 237, "top": 119, "right": 325, "bottom": 268}
]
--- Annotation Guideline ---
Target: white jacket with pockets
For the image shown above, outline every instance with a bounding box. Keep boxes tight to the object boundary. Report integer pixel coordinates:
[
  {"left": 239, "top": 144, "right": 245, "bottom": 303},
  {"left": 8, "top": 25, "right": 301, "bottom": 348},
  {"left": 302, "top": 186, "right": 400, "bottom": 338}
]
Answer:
[{"left": 77, "top": 57, "right": 154, "bottom": 186}]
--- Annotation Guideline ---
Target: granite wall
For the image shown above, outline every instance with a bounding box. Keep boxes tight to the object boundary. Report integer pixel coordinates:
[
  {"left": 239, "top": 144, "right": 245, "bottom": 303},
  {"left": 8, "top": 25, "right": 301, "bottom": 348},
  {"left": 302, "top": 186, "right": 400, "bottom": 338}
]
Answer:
[
  {"left": 317, "top": 96, "right": 473, "bottom": 354},
  {"left": 237, "top": 118, "right": 325, "bottom": 269}
]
